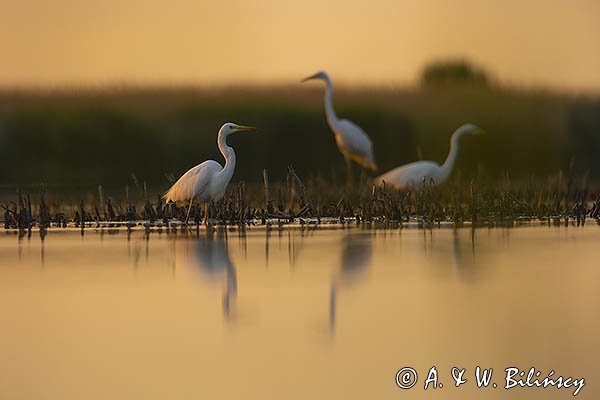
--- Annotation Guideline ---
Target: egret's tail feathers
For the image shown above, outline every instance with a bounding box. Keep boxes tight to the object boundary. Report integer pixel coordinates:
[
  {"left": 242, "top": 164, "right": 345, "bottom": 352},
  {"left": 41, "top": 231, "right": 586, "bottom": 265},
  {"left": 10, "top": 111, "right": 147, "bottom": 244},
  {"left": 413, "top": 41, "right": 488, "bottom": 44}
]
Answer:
[
  {"left": 162, "top": 186, "right": 176, "bottom": 204},
  {"left": 163, "top": 181, "right": 195, "bottom": 205},
  {"left": 357, "top": 159, "right": 378, "bottom": 172}
]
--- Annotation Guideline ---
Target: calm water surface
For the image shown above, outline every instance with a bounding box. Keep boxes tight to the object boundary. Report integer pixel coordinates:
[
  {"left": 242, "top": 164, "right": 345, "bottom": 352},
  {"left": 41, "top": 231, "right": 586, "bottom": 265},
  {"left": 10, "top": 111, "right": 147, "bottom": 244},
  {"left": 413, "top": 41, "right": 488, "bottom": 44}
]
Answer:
[{"left": 0, "top": 225, "right": 599, "bottom": 399}]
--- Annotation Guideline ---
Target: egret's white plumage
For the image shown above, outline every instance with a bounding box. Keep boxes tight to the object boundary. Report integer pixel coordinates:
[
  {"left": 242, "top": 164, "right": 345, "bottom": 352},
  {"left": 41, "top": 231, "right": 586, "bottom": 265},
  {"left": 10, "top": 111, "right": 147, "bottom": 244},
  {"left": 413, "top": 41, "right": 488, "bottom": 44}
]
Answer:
[
  {"left": 163, "top": 122, "right": 255, "bottom": 219},
  {"left": 376, "top": 123, "right": 484, "bottom": 190},
  {"left": 302, "top": 71, "right": 378, "bottom": 171},
  {"left": 164, "top": 161, "right": 223, "bottom": 204}
]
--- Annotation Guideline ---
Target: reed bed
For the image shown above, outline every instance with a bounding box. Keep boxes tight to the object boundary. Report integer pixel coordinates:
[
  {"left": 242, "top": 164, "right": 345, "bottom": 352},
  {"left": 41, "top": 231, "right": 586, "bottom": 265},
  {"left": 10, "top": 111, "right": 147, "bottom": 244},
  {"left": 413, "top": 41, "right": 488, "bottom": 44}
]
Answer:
[{"left": 1, "top": 167, "right": 599, "bottom": 233}]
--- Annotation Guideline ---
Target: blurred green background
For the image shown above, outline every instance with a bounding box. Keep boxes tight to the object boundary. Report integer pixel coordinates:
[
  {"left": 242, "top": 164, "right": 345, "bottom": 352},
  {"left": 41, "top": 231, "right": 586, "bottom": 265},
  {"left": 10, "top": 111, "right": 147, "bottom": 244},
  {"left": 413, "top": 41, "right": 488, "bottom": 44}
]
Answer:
[{"left": 1, "top": 63, "right": 599, "bottom": 189}]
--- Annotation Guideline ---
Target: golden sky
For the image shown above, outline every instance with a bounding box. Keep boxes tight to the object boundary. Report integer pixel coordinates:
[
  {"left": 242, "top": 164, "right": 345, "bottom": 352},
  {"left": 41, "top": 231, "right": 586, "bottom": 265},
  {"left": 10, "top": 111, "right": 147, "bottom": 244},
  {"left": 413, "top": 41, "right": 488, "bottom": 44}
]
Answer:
[{"left": 2, "top": 0, "right": 599, "bottom": 91}]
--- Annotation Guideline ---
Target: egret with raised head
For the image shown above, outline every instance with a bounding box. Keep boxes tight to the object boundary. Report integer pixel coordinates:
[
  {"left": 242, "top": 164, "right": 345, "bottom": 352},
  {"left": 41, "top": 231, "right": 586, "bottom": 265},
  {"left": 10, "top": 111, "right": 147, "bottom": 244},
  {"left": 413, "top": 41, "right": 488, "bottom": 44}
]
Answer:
[
  {"left": 376, "top": 123, "right": 484, "bottom": 190},
  {"left": 163, "top": 122, "right": 255, "bottom": 224},
  {"left": 302, "top": 70, "right": 378, "bottom": 181}
]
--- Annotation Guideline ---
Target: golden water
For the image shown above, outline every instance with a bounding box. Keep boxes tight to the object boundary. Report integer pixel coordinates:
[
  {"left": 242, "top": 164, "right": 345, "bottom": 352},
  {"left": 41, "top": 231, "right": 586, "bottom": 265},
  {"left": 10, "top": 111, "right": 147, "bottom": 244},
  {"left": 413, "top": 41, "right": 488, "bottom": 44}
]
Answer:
[{"left": 0, "top": 225, "right": 598, "bottom": 399}]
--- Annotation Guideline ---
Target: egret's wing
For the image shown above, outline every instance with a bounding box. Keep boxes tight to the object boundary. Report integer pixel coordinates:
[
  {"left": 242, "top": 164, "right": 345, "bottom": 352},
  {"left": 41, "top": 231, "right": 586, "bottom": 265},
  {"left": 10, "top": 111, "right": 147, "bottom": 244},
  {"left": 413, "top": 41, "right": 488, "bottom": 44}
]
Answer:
[
  {"left": 376, "top": 161, "right": 440, "bottom": 189},
  {"left": 163, "top": 160, "right": 221, "bottom": 204},
  {"left": 335, "top": 119, "right": 373, "bottom": 154},
  {"left": 334, "top": 119, "right": 376, "bottom": 167}
]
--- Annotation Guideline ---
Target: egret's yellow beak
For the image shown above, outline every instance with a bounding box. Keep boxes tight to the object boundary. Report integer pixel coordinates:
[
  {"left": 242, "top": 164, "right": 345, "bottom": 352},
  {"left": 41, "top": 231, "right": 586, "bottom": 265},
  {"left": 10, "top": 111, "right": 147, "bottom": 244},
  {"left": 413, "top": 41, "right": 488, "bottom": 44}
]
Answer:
[
  {"left": 233, "top": 125, "right": 256, "bottom": 132},
  {"left": 301, "top": 73, "right": 319, "bottom": 83}
]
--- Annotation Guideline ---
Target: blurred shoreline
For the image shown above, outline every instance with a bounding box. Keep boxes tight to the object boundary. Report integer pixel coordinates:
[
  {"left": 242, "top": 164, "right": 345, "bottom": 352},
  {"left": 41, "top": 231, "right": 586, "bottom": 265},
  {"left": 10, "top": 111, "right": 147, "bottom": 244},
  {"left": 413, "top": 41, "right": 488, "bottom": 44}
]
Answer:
[
  {"left": 1, "top": 81, "right": 600, "bottom": 98},
  {"left": 1, "top": 84, "right": 599, "bottom": 186}
]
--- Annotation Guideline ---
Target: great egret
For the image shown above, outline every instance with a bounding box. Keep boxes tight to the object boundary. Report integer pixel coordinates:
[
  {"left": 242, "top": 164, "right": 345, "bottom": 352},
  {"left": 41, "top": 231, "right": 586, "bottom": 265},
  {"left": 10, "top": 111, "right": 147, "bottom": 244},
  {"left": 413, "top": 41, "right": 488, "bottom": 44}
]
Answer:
[
  {"left": 376, "top": 123, "right": 484, "bottom": 190},
  {"left": 301, "top": 70, "right": 378, "bottom": 181},
  {"left": 163, "top": 122, "right": 255, "bottom": 223}
]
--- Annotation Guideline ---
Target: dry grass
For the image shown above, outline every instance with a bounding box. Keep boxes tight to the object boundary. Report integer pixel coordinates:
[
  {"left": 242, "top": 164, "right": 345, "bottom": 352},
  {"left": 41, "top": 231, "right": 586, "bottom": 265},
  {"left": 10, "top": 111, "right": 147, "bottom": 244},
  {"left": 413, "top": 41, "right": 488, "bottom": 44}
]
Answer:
[{"left": 2, "top": 168, "right": 599, "bottom": 231}]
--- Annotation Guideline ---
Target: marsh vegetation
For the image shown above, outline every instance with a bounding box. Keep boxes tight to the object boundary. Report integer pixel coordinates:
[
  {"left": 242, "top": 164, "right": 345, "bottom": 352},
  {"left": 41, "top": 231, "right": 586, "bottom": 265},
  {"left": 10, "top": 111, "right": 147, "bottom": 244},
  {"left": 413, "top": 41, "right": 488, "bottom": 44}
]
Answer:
[{"left": 1, "top": 83, "right": 599, "bottom": 230}]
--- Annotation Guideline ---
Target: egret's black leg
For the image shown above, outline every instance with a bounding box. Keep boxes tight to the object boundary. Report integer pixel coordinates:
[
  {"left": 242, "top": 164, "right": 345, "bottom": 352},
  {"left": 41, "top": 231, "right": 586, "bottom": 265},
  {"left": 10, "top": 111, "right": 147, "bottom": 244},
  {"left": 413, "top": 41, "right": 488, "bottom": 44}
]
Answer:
[
  {"left": 184, "top": 198, "right": 193, "bottom": 225},
  {"left": 204, "top": 203, "right": 209, "bottom": 227},
  {"left": 345, "top": 157, "right": 353, "bottom": 186}
]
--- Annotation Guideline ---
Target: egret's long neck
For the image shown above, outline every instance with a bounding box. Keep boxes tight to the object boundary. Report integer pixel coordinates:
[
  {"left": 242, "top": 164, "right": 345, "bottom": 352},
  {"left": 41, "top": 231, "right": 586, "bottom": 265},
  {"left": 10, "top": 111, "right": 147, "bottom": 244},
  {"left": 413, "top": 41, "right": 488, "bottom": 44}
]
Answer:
[
  {"left": 439, "top": 131, "right": 462, "bottom": 181},
  {"left": 218, "top": 131, "right": 236, "bottom": 181},
  {"left": 323, "top": 78, "right": 338, "bottom": 125}
]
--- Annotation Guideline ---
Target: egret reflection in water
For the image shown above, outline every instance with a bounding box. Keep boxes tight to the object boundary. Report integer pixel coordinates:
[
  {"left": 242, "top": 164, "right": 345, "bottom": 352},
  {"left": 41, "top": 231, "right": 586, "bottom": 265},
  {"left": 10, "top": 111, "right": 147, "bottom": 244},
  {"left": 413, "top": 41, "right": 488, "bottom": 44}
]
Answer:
[
  {"left": 329, "top": 233, "right": 372, "bottom": 333},
  {"left": 184, "top": 236, "right": 237, "bottom": 321},
  {"left": 452, "top": 228, "right": 480, "bottom": 282}
]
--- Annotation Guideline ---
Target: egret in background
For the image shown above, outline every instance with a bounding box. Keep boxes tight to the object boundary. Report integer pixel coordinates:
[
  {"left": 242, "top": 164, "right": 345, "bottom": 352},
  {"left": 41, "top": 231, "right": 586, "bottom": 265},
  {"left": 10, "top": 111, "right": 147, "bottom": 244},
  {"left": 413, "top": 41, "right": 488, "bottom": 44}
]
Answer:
[
  {"left": 302, "top": 70, "right": 378, "bottom": 182},
  {"left": 376, "top": 123, "right": 484, "bottom": 190},
  {"left": 163, "top": 122, "right": 255, "bottom": 223}
]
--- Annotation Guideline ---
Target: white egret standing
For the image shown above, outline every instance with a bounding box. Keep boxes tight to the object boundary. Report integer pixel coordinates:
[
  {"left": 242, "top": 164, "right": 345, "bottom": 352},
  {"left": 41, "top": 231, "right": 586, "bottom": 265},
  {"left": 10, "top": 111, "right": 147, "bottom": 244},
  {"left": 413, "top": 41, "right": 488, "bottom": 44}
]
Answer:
[
  {"left": 302, "top": 71, "right": 378, "bottom": 181},
  {"left": 163, "top": 122, "right": 255, "bottom": 223},
  {"left": 376, "top": 123, "right": 484, "bottom": 190}
]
